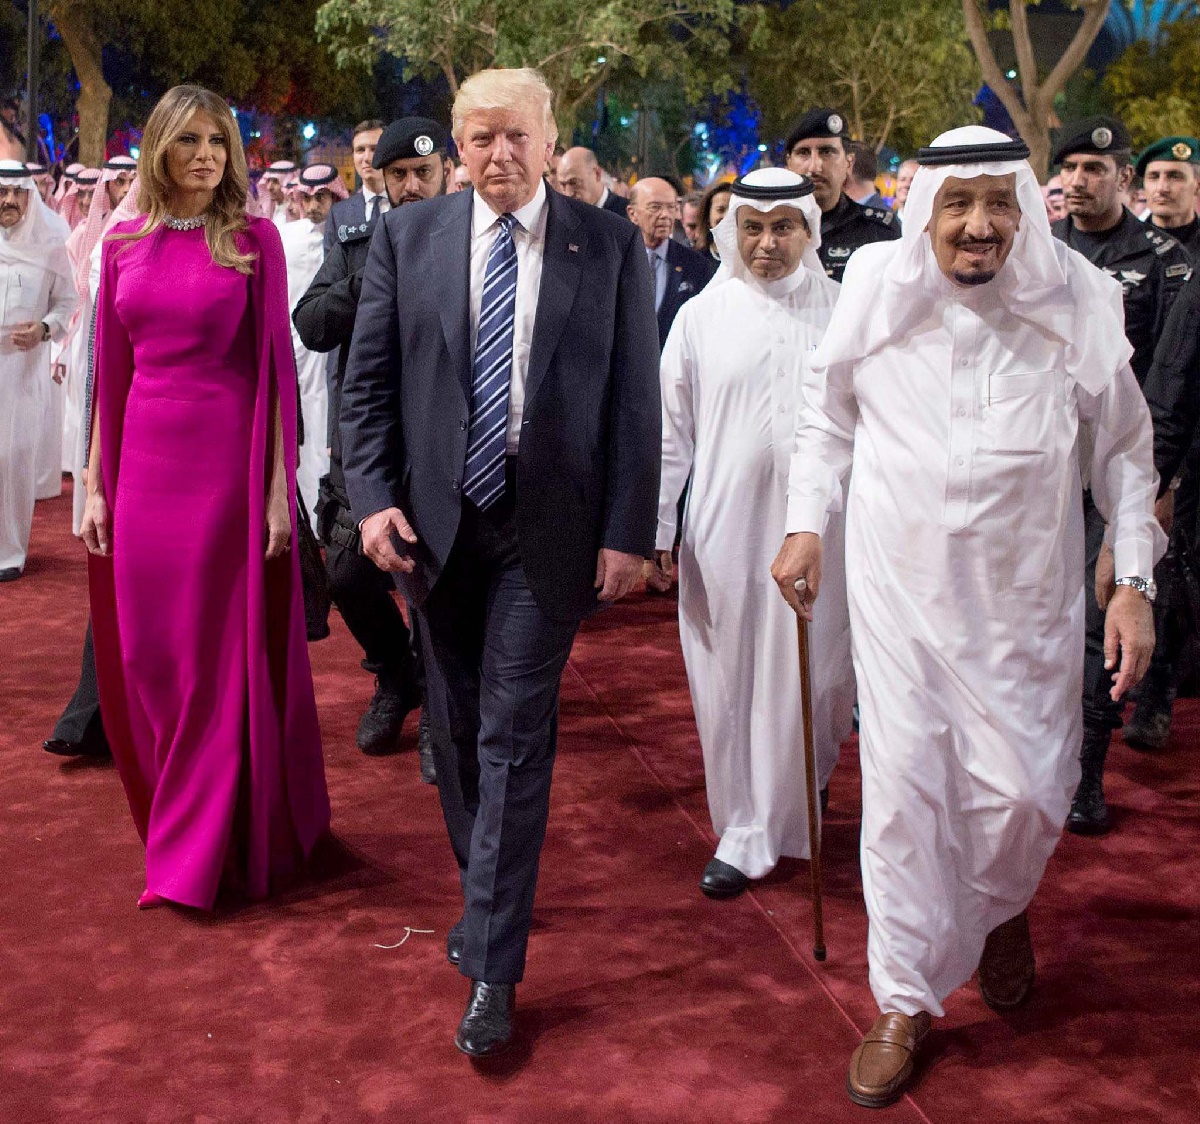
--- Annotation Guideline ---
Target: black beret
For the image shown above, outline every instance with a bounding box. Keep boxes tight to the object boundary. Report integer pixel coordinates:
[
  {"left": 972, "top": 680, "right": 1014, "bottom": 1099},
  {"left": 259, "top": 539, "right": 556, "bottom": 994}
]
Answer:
[
  {"left": 373, "top": 117, "right": 449, "bottom": 168},
  {"left": 784, "top": 107, "right": 849, "bottom": 154},
  {"left": 1052, "top": 116, "right": 1131, "bottom": 165}
]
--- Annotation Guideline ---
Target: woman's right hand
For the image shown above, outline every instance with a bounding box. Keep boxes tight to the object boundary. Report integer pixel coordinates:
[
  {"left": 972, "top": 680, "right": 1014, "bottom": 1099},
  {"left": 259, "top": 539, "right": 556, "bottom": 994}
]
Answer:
[{"left": 80, "top": 489, "right": 110, "bottom": 556}]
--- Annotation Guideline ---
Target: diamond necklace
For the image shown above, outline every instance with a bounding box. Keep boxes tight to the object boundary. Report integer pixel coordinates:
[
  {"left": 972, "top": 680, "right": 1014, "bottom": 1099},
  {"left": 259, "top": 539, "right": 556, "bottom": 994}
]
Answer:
[{"left": 163, "top": 212, "right": 207, "bottom": 231}]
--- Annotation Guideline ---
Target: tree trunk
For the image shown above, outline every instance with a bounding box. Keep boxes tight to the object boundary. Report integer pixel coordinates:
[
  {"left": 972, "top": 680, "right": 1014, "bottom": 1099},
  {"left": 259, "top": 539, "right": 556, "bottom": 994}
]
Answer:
[
  {"left": 50, "top": 1, "right": 111, "bottom": 167},
  {"left": 961, "top": 0, "right": 1111, "bottom": 181}
]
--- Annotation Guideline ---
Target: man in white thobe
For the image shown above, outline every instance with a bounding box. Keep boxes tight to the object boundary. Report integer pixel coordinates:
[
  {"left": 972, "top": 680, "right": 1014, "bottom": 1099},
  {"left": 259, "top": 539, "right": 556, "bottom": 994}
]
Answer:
[
  {"left": 654, "top": 168, "right": 854, "bottom": 899},
  {"left": 280, "top": 162, "right": 347, "bottom": 527},
  {"left": 0, "top": 160, "right": 78, "bottom": 580},
  {"left": 773, "top": 127, "right": 1163, "bottom": 1108}
]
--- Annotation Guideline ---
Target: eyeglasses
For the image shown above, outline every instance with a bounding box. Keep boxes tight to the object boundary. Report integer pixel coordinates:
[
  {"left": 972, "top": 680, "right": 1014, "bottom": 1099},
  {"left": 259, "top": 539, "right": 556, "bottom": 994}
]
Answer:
[
  {"left": 639, "top": 202, "right": 679, "bottom": 216},
  {"left": 0, "top": 186, "right": 29, "bottom": 200}
]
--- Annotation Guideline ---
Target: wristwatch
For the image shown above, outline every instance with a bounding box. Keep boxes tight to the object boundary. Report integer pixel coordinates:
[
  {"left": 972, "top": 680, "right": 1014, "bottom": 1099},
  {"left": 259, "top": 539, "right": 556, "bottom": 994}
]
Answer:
[
  {"left": 1115, "top": 576, "right": 1157, "bottom": 603},
  {"left": 39, "top": 321, "right": 50, "bottom": 341}
]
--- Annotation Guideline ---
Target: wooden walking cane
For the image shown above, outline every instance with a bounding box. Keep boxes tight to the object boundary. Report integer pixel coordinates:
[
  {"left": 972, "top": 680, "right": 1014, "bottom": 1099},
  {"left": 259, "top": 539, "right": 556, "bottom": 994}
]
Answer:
[{"left": 794, "top": 578, "right": 827, "bottom": 961}]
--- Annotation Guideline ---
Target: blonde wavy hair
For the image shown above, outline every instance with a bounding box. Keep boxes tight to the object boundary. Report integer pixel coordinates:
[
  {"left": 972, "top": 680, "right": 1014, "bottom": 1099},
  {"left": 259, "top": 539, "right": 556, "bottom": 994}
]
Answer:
[
  {"left": 452, "top": 68, "right": 558, "bottom": 148},
  {"left": 110, "top": 85, "right": 255, "bottom": 274}
]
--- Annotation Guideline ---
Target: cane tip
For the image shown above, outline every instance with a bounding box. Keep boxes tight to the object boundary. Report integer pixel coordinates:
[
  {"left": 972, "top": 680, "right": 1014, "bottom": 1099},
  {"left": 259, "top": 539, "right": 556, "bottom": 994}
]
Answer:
[{"left": 814, "top": 946, "right": 827, "bottom": 962}]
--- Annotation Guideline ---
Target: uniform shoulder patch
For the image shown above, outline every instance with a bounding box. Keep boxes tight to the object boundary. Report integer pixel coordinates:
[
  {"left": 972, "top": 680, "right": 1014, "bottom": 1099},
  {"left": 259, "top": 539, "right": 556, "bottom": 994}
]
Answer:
[
  {"left": 337, "top": 221, "right": 372, "bottom": 244},
  {"left": 1166, "top": 263, "right": 1192, "bottom": 279}
]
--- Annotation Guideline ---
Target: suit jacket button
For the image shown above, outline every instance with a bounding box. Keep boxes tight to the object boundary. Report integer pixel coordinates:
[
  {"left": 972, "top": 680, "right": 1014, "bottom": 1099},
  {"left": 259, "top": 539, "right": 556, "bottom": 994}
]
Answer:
[
  {"left": 460, "top": 419, "right": 467, "bottom": 430},
  {"left": 452, "top": 481, "right": 460, "bottom": 491}
]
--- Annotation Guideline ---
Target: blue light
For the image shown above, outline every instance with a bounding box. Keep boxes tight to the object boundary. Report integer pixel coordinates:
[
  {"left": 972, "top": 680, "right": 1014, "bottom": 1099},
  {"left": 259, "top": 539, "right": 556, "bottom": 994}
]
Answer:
[
  {"left": 619, "top": 116, "right": 630, "bottom": 128},
  {"left": 129, "top": 146, "right": 140, "bottom": 159},
  {"left": 301, "top": 122, "right": 317, "bottom": 141},
  {"left": 757, "top": 143, "right": 767, "bottom": 152}
]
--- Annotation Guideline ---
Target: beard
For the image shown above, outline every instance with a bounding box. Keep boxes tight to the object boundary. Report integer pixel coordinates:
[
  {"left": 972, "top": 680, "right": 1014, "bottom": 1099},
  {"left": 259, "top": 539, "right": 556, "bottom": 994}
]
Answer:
[{"left": 952, "top": 268, "right": 997, "bottom": 286}]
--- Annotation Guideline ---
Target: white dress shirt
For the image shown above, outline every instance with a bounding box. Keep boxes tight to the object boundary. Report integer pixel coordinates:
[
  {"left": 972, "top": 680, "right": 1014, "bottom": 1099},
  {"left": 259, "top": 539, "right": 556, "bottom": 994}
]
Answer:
[
  {"left": 469, "top": 180, "right": 548, "bottom": 454},
  {"left": 363, "top": 189, "right": 390, "bottom": 222}
]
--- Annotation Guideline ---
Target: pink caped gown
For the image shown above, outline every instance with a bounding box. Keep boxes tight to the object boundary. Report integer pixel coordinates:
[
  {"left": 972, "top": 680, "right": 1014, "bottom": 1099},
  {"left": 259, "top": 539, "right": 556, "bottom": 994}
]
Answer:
[{"left": 87, "top": 215, "right": 330, "bottom": 909}]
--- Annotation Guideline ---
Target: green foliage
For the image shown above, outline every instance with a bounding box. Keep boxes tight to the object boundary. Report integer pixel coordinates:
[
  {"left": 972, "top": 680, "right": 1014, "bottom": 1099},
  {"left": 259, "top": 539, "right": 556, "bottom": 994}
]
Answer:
[
  {"left": 744, "top": 0, "right": 980, "bottom": 155},
  {"left": 314, "top": 0, "right": 743, "bottom": 135},
  {"left": 1104, "top": 14, "right": 1200, "bottom": 144}
]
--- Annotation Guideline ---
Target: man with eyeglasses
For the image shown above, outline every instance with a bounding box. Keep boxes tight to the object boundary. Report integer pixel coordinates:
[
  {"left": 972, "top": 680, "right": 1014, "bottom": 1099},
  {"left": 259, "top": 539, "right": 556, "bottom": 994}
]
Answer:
[
  {"left": 293, "top": 118, "right": 453, "bottom": 780},
  {"left": 627, "top": 177, "right": 717, "bottom": 347}
]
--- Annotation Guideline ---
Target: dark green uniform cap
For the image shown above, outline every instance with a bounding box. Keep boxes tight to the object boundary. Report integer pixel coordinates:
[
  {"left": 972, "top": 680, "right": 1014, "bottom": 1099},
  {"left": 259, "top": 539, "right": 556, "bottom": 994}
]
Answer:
[{"left": 1135, "top": 136, "right": 1200, "bottom": 177}]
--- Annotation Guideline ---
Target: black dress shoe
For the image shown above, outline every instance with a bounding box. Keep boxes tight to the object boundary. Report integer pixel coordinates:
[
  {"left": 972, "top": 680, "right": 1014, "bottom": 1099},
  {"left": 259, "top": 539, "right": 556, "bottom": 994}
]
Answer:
[
  {"left": 43, "top": 737, "right": 110, "bottom": 758},
  {"left": 454, "top": 981, "right": 515, "bottom": 1057},
  {"left": 700, "top": 857, "right": 750, "bottom": 899},
  {"left": 446, "top": 919, "right": 464, "bottom": 966},
  {"left": 357, "top": 673, "right": 420, "bottom": 756},
  {"left": 418, "top": 710, "right": 438, "bottom": 785},
  {"left": 0, "top": 567, "right": 22, "bottom": 582}
]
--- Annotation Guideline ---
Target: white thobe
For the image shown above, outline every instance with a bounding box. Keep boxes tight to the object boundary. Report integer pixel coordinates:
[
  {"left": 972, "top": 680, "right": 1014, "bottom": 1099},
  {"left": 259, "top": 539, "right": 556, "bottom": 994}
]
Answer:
[
  {"left": 788, "top": 278, "right": 1162, "bottom": 1017},
  {"left": 281, "top": 218, "right": 329, "bottom": 530},
  {"left": 658, "top": 273, "right": 855, "bottom": 878},
  {"left": 0, "top": 249, "right": 77, "bottom": 570},
  {"left": 33, "top": 209, "right": 71, "bottom": 499}
]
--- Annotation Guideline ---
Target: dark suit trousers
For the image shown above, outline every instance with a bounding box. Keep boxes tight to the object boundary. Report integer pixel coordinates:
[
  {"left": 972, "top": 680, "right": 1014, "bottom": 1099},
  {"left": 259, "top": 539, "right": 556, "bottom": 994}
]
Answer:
[
  {"left": 52, "top": 618, "right": 108, "bottom": 747},
  {"left": 418, "top": 490, "right": 578, "bottom": 984}
]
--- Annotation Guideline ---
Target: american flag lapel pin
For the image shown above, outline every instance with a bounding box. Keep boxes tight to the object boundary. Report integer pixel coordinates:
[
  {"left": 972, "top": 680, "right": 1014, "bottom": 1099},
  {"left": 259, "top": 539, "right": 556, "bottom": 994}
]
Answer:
[{"left": 568, "top": 243, "right": 579, "bottom": 253}]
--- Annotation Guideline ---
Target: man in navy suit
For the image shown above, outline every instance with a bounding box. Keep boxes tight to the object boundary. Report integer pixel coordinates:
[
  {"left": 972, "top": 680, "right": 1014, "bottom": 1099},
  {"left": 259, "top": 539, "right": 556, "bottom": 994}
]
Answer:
[
  {"left": 627, "top": 176, "right": 718, "bottom": 346},
  {"left": 341, "top": 67, "right": 661, "bottom": 1057},
  {"left": 557, "top": 145, "right": 630, "bottom": 218},
  {"left": 324, "top": 118, "right": 387, "bottom": 253}
]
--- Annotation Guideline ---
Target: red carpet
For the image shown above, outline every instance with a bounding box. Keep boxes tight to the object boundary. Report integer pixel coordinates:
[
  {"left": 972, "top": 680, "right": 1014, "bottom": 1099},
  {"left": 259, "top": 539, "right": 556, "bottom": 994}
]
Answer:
[{"left": 1, "top": 487, "right": 1197, "bottom": 1123}]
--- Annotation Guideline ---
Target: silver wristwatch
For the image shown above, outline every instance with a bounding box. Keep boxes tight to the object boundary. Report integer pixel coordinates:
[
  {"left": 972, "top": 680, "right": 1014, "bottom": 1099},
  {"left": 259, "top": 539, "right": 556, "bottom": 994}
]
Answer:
[{"left": 1115, "top": 576, "right": 1157, "bottom": 603}]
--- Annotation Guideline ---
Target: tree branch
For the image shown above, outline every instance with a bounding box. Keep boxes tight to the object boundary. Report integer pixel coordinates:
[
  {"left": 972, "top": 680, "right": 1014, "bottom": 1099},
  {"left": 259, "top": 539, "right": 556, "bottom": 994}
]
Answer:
[
  {"left": 1008, "top": 0, "right": 1040, "bottom": 107},
  {"left": 961, "top": 0, "right": 1031, "bottom": 130},
  {"left": 1042, "top": 0, "right": 1112, "bottom": 101}
]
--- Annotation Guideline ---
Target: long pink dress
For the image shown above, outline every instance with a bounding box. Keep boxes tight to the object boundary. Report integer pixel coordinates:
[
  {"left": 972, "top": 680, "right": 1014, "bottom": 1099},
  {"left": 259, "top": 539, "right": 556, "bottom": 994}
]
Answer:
[{"left": 88, "top": 215, "right": 330, "bottom": 909}]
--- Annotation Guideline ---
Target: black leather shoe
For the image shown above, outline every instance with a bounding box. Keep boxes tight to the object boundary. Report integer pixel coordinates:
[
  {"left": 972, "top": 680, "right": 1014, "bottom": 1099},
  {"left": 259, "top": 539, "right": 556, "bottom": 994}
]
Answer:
[
  {"left": 43, "top": 737, "right": 110, "bottom": 758},
  {"left": 357, "top": 674, "right": 419, "bottom": 756},
  {"left": 454, "top": 981, "right": 515, "bottom": 1057},
  {"left": 700, "top": 857, "right": 750, "bottom": 899},
  {"left": 1124, "top": 707, "right": 1172, "bottom": 752},
  {"left": 418, "top": 710, "right": 437, "bottom": 784},
  {"left": 446, "top": 919, "right": 464, "bottom": 966},
  {"left": 0, "top": 567, "right": 22, "bottom": 582}
]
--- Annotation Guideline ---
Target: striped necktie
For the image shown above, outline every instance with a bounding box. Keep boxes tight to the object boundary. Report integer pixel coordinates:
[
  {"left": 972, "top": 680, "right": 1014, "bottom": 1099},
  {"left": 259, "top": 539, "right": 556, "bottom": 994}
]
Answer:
[{"left": 463, "top": 213, "right": 518, "bottom": 510}]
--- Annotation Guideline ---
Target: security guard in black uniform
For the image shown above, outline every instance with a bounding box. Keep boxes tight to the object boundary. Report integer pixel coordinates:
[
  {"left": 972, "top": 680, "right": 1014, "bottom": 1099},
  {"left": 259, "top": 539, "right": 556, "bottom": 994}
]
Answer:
[
  {"left": 1137, "top": 135, "right": 1200, "bottom": 261},
  {"left": 294, "top": 117, "right": 453, "bottom": 781},
  {"left": 783, "top": 107, "right": 900, "bottom": 282},
  {"left": 1051, "top": 115, "right": 1192, "bottom": 835}
]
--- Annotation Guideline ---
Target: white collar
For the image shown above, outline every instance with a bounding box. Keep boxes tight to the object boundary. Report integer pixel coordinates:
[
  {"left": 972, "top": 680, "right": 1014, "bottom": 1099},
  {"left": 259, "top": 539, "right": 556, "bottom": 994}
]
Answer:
[
  {"left": 646, "top": 238, "right": 669, "bottom": 261},
  {"left": 472, "top": 178, "right": 547, "bottom": 236},
  {"left": 597, "top": 186, "right": 610, "bottom": 209}
]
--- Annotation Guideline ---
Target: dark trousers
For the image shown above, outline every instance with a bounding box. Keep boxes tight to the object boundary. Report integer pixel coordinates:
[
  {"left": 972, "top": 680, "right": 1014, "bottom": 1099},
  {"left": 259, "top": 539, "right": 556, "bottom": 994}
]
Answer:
[
  {"left": 52, "top": 619, "right": 108, "bottom": 748},
  {"left": 418, "top": 493, "right": 579, "bottom": 984},
  {"left": 326, "top": 536, "right": 420, "bottom": 688}
]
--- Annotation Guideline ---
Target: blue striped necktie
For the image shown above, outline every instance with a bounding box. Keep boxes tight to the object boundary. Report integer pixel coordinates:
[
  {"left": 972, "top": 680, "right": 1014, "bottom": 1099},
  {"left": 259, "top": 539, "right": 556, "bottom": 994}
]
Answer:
[{"left": 464, "top": 213, "right": 518, "bottom": 510}]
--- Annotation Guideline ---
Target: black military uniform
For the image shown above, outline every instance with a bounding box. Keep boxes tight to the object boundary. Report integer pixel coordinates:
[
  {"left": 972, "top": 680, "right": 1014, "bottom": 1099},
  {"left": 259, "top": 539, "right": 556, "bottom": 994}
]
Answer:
[
  {"left": 1136, "top": 135, "right": 1200, "bottom": 262},
  {"left": 1051, "top": 116, "right": 1192, "bottom": 833},
  {"left": 783, "top": 108, "right": 900, "bottom": 283},
  {"left": 293, "top": 119, "right": 448, "bottom": 776}
]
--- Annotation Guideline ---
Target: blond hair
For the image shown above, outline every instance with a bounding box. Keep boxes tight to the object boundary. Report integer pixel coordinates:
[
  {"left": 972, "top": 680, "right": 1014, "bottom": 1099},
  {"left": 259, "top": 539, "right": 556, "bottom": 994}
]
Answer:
[
  {"left": 110, "top": 85, "right": 255, "bottom": 274},
  {"left": 452, "top": 68, "right": 558, "bottom": 147}
]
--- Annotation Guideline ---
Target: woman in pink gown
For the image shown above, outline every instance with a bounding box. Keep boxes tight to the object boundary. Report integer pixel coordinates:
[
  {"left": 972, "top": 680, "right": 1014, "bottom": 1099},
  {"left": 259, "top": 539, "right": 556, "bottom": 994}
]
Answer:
[{"left": 80, "top": 85, "right": 330, "bottom": 910}]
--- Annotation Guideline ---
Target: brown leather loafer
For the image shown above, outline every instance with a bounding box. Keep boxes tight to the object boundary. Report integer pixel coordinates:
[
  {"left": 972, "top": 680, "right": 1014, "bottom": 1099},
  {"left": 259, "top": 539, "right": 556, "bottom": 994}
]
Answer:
[
  {"left": 847, "top": 1011, "right": 931, "bottom": 1108},
  {"left": 978, "top": 910, "right": 1035, "bottom": 1011}
]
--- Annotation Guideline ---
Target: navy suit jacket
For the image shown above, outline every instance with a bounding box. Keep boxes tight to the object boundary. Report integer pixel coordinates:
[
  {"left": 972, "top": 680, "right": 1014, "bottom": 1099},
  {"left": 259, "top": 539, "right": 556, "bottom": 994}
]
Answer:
[
  {"left": 601, "top": 191, "right": 629, "bottom": 219},
  {"left": 657, "top": 240, "right": 718, "bottom": 347},
  {"left": 340, "top": 184, "right": 662, "bottom": 622}
]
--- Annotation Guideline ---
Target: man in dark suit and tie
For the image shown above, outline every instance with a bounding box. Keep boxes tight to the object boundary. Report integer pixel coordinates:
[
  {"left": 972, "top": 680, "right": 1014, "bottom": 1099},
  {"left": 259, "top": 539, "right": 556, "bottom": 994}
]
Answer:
[
  {"left": 324, "top": 119, "right": 388, "bottom": 253},
  {"left": 627, "top": 176, "right": 718, "bottom": 346},
  {"left": 557, "top": 145, "right": 630, "bottom": 218},
  {"left": 340, "top": 67, "right": 661, "bottom": 1057}
]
